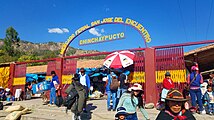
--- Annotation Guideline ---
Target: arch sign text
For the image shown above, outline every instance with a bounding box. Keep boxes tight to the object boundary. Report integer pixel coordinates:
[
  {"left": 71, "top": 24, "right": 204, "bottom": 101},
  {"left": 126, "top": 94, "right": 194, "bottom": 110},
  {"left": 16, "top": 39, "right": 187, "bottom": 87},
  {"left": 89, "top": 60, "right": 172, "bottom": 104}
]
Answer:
[{"left": 60, "top": 17, "right": 151, "bottom": 56}]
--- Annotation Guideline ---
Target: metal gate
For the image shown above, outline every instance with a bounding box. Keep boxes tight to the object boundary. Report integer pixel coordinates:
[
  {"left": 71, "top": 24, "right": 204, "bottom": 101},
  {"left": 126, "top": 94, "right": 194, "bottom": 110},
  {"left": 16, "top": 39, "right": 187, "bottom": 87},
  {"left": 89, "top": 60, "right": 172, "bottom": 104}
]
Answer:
[
  {"left": 155, "top": 47, "right": 186, "bottom": 100},
  {"left": 46, "top": 61, "right": 56, "bottom": 80},
  {"left": 45, "top": 58, "right": 77, "bottom": 97},
  {"left": 61, "top": 58, "right": 77, "bottom": 96},
  {"left": 129, "top": 52, "right": 145, "bottom": 81}
]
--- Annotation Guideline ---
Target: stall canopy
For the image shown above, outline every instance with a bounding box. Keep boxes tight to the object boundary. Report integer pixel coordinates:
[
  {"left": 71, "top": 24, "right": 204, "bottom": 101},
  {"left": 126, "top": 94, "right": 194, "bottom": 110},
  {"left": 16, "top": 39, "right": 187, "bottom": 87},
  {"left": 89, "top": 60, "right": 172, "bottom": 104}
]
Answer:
[{"left": 26, "top": 73, "right": 45, "bottom": 83}]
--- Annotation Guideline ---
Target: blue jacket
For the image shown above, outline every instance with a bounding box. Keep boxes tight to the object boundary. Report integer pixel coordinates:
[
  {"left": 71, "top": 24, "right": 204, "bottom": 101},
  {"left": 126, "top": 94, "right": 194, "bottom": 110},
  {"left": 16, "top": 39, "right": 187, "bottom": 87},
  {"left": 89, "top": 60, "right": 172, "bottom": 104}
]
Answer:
[
  {"left": 190, "top": 72, "right": 202, "bottom": 87},
  {"left": 50, "top": 75, "right": 60, "bottom": 88}
]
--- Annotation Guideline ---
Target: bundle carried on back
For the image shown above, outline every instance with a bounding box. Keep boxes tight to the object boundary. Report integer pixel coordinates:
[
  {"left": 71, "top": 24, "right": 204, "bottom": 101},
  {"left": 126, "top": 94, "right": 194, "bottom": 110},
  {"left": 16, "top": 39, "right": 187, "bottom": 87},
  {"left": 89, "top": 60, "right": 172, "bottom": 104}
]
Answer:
[{"left": 64, "top": 74, "right": 86, "bottom": 114}]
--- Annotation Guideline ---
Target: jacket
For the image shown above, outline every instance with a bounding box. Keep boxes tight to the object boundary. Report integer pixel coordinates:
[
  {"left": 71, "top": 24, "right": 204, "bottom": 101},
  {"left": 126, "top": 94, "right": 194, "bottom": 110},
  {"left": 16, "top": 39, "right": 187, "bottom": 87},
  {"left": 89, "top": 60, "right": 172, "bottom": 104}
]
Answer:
[
  {"left": 204, "top": 91, "right": 214, "bottom": 103},
  {"left": 187, "top": 72, "right": 203, "bottom": 88},
  {"left": 156, "top": 110, "right": 196, "bottom": 120},
  {"left": 163, "top": 78, "right": 174, "bottom": 90},
  {"left": 50, "top": 75, "right": 60, "bottom": 88},
  {"left": 116, "top": 93, "right": 149, "bottom": 119},
  {"left": 190, "top": 73, "right": 202, "bottom": 87}
]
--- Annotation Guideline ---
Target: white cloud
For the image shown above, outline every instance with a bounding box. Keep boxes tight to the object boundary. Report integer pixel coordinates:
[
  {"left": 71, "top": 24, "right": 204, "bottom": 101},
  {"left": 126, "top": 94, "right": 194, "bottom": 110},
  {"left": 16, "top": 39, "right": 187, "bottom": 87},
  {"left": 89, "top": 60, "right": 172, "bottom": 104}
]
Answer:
[
  {"left": 62, "top": 28, "right": 69, "bottom": 33},
  {"left": 89, "top": 28, "right": 102, "bottom": 36},
  {"left": 48, "top": 28, "right": 69, "bottom": 34}
]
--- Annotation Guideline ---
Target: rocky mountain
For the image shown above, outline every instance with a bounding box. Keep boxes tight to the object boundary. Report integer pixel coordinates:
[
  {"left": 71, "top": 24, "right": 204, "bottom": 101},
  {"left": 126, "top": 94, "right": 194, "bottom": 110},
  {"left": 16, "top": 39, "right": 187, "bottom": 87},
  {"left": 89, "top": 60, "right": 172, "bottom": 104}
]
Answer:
[{"left": 0, "top": 39, "right": 100, "bottom": 57}]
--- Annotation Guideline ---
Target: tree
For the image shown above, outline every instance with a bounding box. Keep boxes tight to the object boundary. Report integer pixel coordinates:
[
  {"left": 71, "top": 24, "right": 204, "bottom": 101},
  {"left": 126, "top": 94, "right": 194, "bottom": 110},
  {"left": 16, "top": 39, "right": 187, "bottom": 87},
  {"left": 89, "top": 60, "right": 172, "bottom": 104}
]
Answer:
[
  {"left": 2, "top": 27, "right": 20, "bottom": 57},
  {"left": 18, "top": 55, "right": 40, "bottom": 62},
  {"left": 42, "top": 50, "right": 59, "bottom": 59}
]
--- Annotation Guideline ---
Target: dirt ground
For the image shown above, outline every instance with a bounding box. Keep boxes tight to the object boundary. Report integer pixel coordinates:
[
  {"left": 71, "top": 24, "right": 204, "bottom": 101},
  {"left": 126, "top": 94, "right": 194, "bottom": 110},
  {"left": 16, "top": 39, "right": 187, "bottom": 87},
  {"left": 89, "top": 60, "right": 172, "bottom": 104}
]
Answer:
[{"left": 1, "top": 98, "right": 214, "bottom": 120}]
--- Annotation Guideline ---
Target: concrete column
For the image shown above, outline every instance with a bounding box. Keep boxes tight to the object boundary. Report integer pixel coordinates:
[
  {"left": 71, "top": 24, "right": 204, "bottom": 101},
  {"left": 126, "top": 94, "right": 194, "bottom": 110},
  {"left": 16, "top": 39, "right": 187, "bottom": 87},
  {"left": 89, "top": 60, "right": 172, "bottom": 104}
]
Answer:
[
  {"left": 55, "top": 57, "right": 63, "bottom": 85},
  {"left": 9, "top": 63, "right": 15, "bottom": 94},
  {"left": 144, "top": 48, "right": 157, "bottom": 104}
]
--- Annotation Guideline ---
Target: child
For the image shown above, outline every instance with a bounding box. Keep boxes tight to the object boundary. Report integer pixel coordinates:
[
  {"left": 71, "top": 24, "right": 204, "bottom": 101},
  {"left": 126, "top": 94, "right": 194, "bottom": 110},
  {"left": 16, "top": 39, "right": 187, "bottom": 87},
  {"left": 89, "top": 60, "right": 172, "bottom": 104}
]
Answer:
[
  {"left": 115, "top": 107, "right": 128, "bottom": 120},
  {"left": 5, "top": 88, "right": 11, "bottom": 101},
  {"left": 204, "top": 85, "right": 214, "bottom": 115},
  {"left": 159, "top": 72, "right": 174, "bottom": 110}
]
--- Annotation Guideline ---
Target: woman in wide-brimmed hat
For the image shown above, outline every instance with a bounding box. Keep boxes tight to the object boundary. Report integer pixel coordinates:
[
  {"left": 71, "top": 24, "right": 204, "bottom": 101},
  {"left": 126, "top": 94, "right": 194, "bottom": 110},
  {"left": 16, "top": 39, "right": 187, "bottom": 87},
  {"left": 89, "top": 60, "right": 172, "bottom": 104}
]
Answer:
[
  {"left": 117, "top": 83, "right": 150, "bottom": 120},
  {"left": 156, "top": 89, "right": 196, "bottom": 120}
]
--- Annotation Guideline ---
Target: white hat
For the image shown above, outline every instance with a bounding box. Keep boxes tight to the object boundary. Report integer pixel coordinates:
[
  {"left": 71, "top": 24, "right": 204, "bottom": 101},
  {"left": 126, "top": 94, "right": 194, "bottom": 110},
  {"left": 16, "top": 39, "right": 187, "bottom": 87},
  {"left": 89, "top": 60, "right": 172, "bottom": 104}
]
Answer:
[
  {"left": 0, "top": 86, "right": 3, "bottom": 89},
  {"left": 102, "top": 77, "right": 108, "bottom": 81},
  {"left": 128, "top": 83, "right": 143, "bottom": 91},
  {"left": 5, "top": 88, "right": 10, "bottom": 92}
]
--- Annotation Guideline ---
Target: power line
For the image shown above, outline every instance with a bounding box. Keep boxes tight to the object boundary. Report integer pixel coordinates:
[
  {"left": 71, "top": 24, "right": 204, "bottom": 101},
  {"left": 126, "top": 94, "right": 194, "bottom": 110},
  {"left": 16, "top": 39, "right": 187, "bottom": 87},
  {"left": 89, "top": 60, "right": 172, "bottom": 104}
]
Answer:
[
  {"left": 206, "top": 0, "right": 214, "bottom": 39},
  {"left": 177, "top": 0, "right": 188, "bottom": 41}
]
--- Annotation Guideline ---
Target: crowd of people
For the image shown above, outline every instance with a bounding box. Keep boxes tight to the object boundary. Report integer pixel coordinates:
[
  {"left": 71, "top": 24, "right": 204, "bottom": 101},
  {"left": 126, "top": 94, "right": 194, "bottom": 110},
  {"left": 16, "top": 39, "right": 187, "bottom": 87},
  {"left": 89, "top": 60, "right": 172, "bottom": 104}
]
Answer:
[
  {"left": 47, "top": 65, "right": 214, "bottom": 120},
  {"left": 156, "top": 64, "right": 214, "bottom": 120},
  {"left": 1, "top": 64, "right": 214, "bottom": 120},
  {"left": 0, "top": 87, "right": 12, "bottom": 101}
]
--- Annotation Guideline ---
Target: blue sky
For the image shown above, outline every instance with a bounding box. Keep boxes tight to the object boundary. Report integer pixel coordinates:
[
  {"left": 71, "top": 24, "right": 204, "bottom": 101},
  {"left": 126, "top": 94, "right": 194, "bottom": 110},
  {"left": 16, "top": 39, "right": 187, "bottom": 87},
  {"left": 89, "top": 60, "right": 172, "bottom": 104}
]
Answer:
[{"left": 0, "top": 0, "right": 214, "bottom": 52}]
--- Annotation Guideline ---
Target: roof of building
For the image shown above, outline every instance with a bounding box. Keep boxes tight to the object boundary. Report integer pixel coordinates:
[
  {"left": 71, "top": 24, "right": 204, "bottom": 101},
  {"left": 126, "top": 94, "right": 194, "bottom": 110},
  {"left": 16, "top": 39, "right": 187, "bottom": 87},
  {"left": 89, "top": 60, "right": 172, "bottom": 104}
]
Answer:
[{"left": 184, "top": 44, "right": 214, "bottom": 73}]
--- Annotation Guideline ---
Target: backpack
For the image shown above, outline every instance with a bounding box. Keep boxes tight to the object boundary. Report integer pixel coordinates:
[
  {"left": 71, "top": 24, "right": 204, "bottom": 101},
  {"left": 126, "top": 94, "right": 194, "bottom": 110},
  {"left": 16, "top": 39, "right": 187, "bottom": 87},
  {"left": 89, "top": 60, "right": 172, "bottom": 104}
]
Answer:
[{"left": 110, "top": 76, "right": 119, "bottom": 90}]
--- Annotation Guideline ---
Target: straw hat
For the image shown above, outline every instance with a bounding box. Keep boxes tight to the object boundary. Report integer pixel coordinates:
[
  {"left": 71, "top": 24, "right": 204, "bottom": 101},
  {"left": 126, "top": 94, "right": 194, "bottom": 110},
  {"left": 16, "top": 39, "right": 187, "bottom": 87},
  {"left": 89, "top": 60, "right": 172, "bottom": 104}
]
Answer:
[
  {"left": 128, "top": 83, "right": 143, "bottom": 91},
  {"left": 165, "top": 89, "right": 188, "bottom": 102}
]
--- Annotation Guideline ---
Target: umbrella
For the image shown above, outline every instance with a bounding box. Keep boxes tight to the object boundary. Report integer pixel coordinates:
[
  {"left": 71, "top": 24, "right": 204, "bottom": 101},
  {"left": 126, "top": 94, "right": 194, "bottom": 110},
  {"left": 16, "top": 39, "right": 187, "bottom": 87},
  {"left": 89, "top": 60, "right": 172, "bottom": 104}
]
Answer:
[{"left": 103, "top": 50, "right": 135, "bottom": 68}]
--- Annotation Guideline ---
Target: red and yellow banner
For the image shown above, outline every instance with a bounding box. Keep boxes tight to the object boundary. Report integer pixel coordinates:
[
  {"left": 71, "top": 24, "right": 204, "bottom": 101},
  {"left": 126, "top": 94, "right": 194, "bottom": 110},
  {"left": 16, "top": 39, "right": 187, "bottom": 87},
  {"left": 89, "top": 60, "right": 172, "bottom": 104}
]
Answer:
[
  {"left": 0, "top": 66, "right": 10, "bottom": 88},
  {"left": 156, "top": 69, "right": 186, "bottom": 83},
  {"left": 46, "top": 75, "right": 74, "bottom": 84},
  {"left": 129, "top": 72, "right": 145, "bottom": 83},
  {"left": 62, "top": 75, "right": 73, "bottom": 84},
  {"left": 13, "top": 77, "right": 26, "bottom": 85}
]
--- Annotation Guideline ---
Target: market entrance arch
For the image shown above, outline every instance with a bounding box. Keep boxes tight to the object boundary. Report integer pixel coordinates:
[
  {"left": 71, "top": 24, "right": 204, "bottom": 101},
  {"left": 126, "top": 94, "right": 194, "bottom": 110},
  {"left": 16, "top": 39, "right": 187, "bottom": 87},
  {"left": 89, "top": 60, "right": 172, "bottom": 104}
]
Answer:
[{"left": 60, "top": 17, "right": 152, "bottom": 56}]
